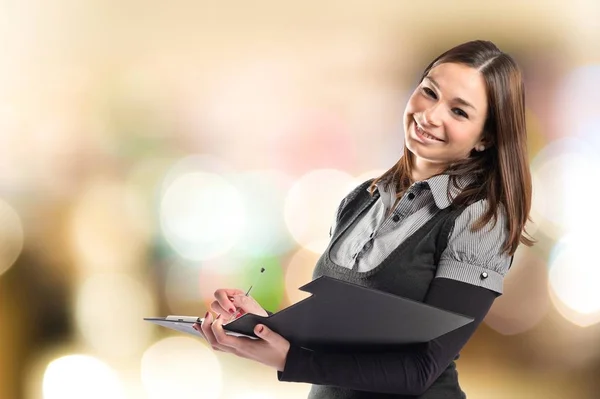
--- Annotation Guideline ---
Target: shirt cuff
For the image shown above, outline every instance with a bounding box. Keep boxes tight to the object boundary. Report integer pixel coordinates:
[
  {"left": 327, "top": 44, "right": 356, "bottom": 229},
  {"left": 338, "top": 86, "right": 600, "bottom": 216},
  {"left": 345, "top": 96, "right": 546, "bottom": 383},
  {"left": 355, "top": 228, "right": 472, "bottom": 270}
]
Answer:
[
  {"left": 436, "top": 259, "right": 504, "bottom": 294},
  {"left": 277, "top": 345, "right": 313, "bottom": 382}
]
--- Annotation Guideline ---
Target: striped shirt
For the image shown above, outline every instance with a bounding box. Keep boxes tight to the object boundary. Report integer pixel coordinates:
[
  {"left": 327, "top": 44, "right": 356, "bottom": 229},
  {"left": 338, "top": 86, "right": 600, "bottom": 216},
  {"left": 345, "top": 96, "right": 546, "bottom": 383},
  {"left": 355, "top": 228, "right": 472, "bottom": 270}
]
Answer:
[{"left": 329, "top": 174, "right": 511, "bottom": 294}]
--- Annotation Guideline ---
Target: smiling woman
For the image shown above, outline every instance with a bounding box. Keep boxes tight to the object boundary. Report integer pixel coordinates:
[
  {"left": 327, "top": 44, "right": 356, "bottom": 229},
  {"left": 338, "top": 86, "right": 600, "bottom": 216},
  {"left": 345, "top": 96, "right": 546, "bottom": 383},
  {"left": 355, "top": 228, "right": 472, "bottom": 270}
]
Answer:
[
  {"left": 406, "top": 63, "right": 489, "bottom": 161},
  {"left": 197, "top": 40, "right": 534, "bottom": 399}
]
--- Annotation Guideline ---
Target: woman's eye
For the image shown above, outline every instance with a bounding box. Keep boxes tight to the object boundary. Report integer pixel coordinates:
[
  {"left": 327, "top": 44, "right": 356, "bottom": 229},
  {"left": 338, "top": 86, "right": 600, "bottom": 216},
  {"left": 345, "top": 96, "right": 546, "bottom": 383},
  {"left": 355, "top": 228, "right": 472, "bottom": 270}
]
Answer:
[
  {"left": 452, "top": 108, "right": 468, "bottom": 118},
  {"left": 422, "top": 87, "right": 437, "bottom": 99}
]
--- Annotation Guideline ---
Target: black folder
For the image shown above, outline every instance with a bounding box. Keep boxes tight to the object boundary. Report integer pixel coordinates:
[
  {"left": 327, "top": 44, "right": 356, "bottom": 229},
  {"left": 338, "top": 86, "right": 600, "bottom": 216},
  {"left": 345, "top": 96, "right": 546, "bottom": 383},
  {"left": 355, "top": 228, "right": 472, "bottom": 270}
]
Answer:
[{"left": 145, "top": 276, "right": 473, "bottom": 350}]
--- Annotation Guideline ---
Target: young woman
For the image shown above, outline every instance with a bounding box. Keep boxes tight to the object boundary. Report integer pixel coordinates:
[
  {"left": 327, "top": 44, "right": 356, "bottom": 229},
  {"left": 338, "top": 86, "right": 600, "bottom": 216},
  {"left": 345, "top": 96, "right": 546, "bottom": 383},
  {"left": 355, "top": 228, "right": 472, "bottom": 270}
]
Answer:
[{"left": 195, "top": 40, "right": 533, "bottom": 398}]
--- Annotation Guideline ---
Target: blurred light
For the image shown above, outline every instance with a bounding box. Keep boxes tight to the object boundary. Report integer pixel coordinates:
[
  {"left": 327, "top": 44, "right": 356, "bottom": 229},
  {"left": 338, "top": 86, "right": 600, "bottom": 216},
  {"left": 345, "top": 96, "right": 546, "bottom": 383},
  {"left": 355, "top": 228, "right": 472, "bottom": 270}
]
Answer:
[
  {"left": 160, "top": 166, "right": 244, "bottom": 261},
  {"left": 239, "top": 257, "right": 285, "bottom": 314},
  {"left": 525, "top": 108, "right": 547, "bottom": 160},
  {"left": 0, "top": 105, "right": 27, "bottom": 189},
  {"left": 199, "top": 255, "right": 249, "bottom": 276},
  {"left": 273, "top": 110, "right": 358, "bottom": 175},
  {"left": 141, "top": 337, "right": 222, "bottom": 399},
  {"left": 42, "top": 355, "right": 124, "bottom": 399},
  {"left": 284, "top": 169, "right": 357, "bottom": 254},
  {"left": 198, "top": 59, "right": 297, "bottom": 144},
  {"left": 526, "top": 171, "right": 544, "bottom": 238},
  {"left": 231, "top": 392, "right": 276, "bottom": 399},
  {"left": 126, "top": 157, "right": 176, "bottom": 209},
  {"left": 354, "top": 169, "right": 386, "bottom": 184},
  {"left": 284, "top": 248, "right": 321, "bottom": 305},
  {"left": 548, "top": 235, "right": 600, "bottom": 327},
  {"left": 75, "top": 273, "right": 154, "bottom": 359},
  {"left": 530, "top": 138, "right": 600, "bottom": 234},
  {"left": 164, "top": 256, "right": 286, "bottom": 315},
  {"left": 164, "top": 261, "right": 203, "bottom": 313},
  {"left": 555, "top": 64, "right": 600, "bottom": 143},
  {"left": 0, "top": 197, "right": 23, "bottom": 277},
  {"left": 68, "top": 178, "right": 151, "bottom": 272},
  {"left": 484, "top": 245, "right": 549, "bottom": 335},
  {"left": 229, "top": 170, "right": 295, "bottom": 258},
  {"left": 163, "top": 258, "right": 241, "bottom": 315}
]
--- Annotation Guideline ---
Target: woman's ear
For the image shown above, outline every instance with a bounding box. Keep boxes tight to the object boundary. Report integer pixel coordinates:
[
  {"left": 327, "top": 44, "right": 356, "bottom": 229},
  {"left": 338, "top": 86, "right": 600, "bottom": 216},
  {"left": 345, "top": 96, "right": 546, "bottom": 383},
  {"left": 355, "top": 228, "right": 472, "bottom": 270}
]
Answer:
[{"left": 475, "top": 131, "right": 494, "bottom": 152}]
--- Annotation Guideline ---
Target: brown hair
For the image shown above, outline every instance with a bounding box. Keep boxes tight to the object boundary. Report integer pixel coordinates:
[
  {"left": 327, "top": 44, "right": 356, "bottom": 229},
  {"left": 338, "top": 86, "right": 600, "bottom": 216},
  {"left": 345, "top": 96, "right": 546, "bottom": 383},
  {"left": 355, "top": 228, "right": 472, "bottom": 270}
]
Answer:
[{"left": 371, "top": 40, "right": 534, "bottom": 255}]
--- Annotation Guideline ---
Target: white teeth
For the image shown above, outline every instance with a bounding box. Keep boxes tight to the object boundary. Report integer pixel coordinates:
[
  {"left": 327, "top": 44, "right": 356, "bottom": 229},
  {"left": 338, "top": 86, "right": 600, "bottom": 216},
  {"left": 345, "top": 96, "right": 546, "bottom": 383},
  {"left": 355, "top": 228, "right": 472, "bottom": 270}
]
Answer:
[{"left": 415, "top": 123, "right": 441, "bottom": 141}]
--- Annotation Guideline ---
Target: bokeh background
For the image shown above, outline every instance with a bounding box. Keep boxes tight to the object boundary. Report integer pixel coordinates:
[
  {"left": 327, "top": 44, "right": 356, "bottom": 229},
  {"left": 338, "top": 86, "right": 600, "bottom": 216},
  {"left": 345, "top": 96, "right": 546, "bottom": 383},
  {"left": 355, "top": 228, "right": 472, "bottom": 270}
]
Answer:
[{"left": 1, "top": 1, "right": 599, "bottom": 398}]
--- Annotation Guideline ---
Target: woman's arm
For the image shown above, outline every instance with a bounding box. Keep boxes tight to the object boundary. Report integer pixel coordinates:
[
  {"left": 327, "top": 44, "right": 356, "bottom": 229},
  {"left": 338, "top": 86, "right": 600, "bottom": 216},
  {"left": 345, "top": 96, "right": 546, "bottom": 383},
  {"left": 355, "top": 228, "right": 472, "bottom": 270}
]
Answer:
[{"left": 278, "top": 277, "right": 498, "bottom": 396}]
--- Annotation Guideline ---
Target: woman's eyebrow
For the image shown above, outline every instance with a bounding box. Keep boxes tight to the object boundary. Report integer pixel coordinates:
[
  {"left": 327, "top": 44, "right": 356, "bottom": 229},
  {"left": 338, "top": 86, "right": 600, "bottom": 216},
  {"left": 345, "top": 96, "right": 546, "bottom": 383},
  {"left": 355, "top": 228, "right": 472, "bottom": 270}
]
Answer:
[{"left": 424, "top": 76, "right": 477, "bottom": 111}]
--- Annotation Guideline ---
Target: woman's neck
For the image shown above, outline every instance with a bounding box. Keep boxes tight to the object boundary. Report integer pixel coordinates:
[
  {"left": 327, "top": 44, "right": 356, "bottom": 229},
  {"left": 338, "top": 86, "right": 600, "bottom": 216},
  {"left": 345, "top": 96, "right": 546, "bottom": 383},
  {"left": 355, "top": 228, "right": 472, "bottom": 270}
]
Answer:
[{"left": 411, "top": 159, "right": 446, "bottom": 182}]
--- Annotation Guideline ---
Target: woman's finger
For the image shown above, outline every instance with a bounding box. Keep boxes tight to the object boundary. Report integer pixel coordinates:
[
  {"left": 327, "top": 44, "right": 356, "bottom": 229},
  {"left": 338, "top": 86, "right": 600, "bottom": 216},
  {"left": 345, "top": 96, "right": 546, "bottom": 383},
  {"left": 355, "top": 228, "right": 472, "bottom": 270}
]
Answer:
[
  {"left": 214, "top": 288, "right": 245, "bottom": 315},
  {"left": 210, "top": 300, "right": 230, "bottom": 316},
  {"left": 211, "top": 314, "right": 249, "bottom": 354},
  {"left": 200, "top": 312, "right": 222, "bottom": 351},
  {"left": 230, "top": 295, "right": 269, "bottom": 317},
  {"left": 192, "top": 322, "right": 226, "bottom": 351}
]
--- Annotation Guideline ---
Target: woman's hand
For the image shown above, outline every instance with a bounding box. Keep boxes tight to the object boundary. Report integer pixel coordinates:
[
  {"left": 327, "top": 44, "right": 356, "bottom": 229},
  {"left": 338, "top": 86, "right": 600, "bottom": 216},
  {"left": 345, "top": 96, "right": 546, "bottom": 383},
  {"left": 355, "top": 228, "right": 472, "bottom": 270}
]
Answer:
[
  {"left": 193, "top": 288, "right": 290, "bottom": 371},
  {"left": 209, "top": 288, "right": 269, "bottom": 320}
]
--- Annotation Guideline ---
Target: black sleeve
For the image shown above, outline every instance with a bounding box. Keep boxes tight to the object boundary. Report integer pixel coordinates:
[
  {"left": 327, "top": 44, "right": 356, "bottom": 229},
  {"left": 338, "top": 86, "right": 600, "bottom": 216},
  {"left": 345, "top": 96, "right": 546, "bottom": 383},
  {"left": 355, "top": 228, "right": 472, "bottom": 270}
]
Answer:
[{"left": 277, "top": 278, "right": 498, "bottom": 396}]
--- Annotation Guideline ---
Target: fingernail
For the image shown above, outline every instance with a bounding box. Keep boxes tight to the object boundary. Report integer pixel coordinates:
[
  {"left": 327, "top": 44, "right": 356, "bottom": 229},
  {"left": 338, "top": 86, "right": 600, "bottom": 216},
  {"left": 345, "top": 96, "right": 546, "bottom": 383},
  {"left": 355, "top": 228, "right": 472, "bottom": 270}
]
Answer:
[
  {"left": 257, "top": 325, "right": 264, "bottom": 333},
  {"left": 216, "top": 313, "right": 221, "bottom": 320},
  {"left": 205, "top": 311, "right": 209, "bottom": 319},
  {"left": 229, "top": 307, "right": 236, "bottom": 314}
]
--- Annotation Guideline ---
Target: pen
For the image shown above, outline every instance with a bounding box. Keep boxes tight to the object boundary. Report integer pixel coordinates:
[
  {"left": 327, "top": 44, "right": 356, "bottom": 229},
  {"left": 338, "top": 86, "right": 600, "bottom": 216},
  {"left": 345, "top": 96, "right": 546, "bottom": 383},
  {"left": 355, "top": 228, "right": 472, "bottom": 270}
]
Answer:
[{"left": 228, "top": 267, "right": 266, "bottom": 322}]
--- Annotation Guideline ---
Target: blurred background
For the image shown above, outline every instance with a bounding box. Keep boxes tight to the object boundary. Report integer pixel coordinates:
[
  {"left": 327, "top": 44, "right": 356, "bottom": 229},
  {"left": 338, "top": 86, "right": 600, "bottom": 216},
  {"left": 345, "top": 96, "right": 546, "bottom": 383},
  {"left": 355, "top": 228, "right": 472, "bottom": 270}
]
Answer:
[{"left": 1, "top": 1, "right": 599, "bottom": 398}]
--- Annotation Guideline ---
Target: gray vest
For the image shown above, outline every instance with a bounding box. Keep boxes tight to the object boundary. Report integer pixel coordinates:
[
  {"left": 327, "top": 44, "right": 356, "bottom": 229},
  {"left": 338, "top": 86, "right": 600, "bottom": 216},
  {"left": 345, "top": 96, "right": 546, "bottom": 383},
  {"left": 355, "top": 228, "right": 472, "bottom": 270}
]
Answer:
[{"left": 309, "top": 179, "right": 467, "bottom": 399}]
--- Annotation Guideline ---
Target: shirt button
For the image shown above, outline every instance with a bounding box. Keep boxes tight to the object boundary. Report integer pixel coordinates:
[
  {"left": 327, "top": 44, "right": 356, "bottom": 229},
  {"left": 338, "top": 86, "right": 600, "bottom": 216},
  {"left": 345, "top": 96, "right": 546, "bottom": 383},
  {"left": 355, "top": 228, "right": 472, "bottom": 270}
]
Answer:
[
  {"left": 481, "top": 272, "right": 488, "bottom": 279},
  {"left": 392, "top": 214, "right": 400, "bottom": 222},
  {"left": 407, "top": 192, "right": 415, "bottom": 200}
]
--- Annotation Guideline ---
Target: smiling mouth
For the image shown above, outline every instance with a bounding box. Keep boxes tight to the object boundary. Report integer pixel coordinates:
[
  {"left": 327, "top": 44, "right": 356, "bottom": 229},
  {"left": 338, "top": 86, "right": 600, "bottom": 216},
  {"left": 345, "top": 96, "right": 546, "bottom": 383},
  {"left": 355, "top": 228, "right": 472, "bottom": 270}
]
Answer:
[{"left": 414, "top": 120, "right": 444, "bottom": 142}]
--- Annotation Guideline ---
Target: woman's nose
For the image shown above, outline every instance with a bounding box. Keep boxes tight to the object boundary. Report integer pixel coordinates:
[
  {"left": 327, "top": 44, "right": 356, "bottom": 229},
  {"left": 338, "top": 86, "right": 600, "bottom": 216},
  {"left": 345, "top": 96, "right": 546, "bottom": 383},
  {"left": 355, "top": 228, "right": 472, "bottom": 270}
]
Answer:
[{"left": 422, "top": 105, "right": 442, "bottom": 127}]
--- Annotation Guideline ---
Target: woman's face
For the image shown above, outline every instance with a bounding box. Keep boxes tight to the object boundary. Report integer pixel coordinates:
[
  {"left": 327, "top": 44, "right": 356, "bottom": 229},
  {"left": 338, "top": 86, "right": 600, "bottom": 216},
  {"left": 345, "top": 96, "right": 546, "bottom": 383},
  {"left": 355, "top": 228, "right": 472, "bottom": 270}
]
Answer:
[{"left": 403, "top": 62, "right": 489, "bottom": 171}]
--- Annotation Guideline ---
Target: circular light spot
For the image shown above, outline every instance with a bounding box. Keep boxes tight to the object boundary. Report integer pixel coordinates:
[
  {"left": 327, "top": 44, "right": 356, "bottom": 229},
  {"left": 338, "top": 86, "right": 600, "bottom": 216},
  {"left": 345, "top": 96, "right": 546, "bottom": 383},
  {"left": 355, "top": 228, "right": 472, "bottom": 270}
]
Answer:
[
  {"left": 160, "top": 171, "right": 244, "bottom": 261},
  {"left": 548, "top": 235, "right": 600, "bottom": 326},
  {"left": 75, "top": 273, "right": 154, "bottom": 359},
  {"left": 42, "top": 355, "right": 124, "bottom": 399},
  {"left": 0, "top": 198, "right": 23, "bottom": 277},
  {"left": 284, "top": 169, "right": 357, "bottom": 254},
  {"left": 229, "top": 170, "right": 295, "bottom": 258},
  {"left": 530, "top": 138, "right": 600, "bottom": 233},
  {"left": 141, "top": 337, "right": 222, "bottom": 399}
]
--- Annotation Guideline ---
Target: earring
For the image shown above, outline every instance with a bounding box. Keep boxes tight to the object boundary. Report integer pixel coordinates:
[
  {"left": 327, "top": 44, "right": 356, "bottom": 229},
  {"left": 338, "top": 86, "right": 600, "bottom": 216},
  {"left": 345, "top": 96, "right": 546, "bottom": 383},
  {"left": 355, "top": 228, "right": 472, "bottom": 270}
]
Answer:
[{"left": 476, "top": 144, "right": 485, "bottom": 152}]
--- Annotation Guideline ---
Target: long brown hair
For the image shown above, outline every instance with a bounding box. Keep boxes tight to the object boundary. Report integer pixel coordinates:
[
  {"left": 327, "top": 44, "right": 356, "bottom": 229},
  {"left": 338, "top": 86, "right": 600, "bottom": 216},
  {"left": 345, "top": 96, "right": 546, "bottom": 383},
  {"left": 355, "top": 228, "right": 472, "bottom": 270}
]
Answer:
[{"left": 371, "top": 40, "right": 534, "bottom": 255}]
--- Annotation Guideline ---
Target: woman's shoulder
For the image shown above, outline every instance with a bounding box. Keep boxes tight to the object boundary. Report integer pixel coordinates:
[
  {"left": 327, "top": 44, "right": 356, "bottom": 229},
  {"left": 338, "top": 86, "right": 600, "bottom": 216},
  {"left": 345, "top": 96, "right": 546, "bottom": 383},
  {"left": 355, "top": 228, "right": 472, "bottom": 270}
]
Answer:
[
  {"left": 456, "top": 197, "right": 508, "bottom": 229},
  {"left": 439, "top": 199, "right": 512, "bottom": 294},
  {"left": 448, "top": 198, "right": 510, "bottom": 262}
]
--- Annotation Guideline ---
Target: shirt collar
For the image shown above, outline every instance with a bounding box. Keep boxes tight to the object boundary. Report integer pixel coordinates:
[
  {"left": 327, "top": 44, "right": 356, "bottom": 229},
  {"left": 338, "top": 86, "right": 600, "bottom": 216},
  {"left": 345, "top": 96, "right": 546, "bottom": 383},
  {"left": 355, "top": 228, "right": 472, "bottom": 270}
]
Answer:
[{"left": 369, "top": 174, "right": 474, "bottom": 209}]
